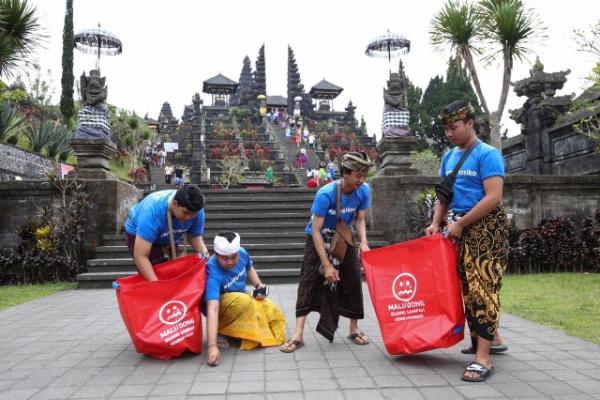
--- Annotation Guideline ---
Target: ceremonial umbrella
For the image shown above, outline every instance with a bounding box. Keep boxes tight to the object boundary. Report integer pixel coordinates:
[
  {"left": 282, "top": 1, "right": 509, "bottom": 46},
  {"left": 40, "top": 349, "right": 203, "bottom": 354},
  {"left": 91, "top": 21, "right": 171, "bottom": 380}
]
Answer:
[
  {"left": 365, "top": 31, "right": 411, "bottom": 63},
  {"left": 74, "top": 26, "right": 122, "bottom": 70}
]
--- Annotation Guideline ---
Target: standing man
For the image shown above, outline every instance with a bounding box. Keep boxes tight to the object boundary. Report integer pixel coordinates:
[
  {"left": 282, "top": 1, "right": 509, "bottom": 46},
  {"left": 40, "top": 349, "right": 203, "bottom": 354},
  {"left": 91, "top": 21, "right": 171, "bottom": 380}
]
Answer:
[
  {"left": 124, "top": 185, "right": 209, "bottom": 281},
  {"left": 281, "top": 151, "right": 372, "bottom": 353},
  {"left": 425, "top": 100, "right": 508, "bottom": 382}
]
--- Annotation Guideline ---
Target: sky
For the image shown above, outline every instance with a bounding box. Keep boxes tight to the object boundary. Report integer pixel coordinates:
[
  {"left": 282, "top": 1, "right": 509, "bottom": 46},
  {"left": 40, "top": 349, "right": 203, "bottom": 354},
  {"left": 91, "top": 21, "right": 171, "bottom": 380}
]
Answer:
[{"left": 25, "top": 0, "right": 600, "bottom": 139}]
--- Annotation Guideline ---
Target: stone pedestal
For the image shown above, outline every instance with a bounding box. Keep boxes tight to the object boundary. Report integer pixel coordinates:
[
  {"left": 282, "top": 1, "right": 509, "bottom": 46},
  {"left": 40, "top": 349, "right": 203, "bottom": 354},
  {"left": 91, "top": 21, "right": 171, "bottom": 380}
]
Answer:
[
  {"left": 69, "top": 138, "right": 117, "bottom": 180},
  {"left": 375, "top": 136, "right": 419, "bottom": 176}
]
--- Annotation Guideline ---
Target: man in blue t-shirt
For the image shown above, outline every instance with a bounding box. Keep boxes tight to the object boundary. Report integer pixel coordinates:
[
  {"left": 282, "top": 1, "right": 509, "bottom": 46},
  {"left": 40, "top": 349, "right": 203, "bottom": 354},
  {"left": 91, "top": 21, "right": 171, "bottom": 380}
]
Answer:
[
  {"left": 425, "top": 100, "right": 508, "bottom": 383},
  {"left": 204, "top": 231, "right": 285, "bottom": 367},
  {"left": 124, "top": 185, "right": 209, "bottom": 281}
]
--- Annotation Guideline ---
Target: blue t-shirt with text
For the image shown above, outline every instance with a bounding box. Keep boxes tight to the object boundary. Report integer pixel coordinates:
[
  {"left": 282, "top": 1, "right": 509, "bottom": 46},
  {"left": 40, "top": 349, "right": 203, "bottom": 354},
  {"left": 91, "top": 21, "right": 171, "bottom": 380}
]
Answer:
[
  {"left": 204, "top": 248, "right": 253, "bottom": 301},
  {"left": 305, "top": 181, "right": 371, "bottom": 235},
  {"left": 439, "top": 142, "right": 505, "bottom": 213},
  {"left": 124, "top": 190, "right": 205, "bottom": 246}
]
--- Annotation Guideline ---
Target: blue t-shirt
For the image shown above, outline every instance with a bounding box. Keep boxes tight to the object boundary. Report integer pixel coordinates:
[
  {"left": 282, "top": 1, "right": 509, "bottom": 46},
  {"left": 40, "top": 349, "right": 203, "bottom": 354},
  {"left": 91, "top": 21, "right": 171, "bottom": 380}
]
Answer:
[
  {"left": 305, "top": 181, "right": 371, "bottom": 235},
  {"left": 204, "top": 248, "right": 253, "bottom": 301},
  {"left": 439, "top": 142, "right": 505, "bottom": 213},
  {"left": 124, "top": 190, "right": 205, "bottom": 246}
]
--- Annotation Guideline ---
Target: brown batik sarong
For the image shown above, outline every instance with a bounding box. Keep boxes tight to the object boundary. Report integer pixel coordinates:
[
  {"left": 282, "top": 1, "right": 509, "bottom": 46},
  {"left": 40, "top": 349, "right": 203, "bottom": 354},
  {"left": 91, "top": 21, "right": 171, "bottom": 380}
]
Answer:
[
  {"left": 295, "top": 235, "right": 364, "bottom": 342},
  {"left": 457, "top": 206, "right": 508, "bottom": 347}
]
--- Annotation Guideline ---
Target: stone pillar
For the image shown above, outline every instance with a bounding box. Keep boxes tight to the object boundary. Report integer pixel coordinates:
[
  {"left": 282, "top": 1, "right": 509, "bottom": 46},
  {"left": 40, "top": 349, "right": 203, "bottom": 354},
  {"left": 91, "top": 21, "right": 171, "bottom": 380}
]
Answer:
[
  {"left": 375, "top": 136, "right": 419, "bottom": 176},
  {"left": 69, "top": 138, "right": 117, "bottom": 180}
]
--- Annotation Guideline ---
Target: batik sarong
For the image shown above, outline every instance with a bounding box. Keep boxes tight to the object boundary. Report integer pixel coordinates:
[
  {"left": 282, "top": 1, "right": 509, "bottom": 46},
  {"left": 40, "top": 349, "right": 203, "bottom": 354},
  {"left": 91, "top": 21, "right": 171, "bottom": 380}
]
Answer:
[
  {"left": 455, "top": 206, "right": 508, "bottom": 347},
  {"left": 217, "top": 292, "right": 286, "bottom": 350},
  {"left": 295, "top": 234, "right": 364, "bottom": 342}
]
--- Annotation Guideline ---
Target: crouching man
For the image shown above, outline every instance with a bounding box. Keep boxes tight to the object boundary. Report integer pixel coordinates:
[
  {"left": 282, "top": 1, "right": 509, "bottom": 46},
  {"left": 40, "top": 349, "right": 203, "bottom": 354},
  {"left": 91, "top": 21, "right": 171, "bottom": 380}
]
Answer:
[{"left": 205, "top": 231, "right": 286, "bottom": 366}]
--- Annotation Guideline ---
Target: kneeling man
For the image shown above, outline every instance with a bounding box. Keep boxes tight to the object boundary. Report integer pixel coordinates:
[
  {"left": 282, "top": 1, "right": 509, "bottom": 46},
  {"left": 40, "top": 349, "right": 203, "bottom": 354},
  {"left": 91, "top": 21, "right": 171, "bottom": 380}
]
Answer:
[{"left": 205, "top": 231, "right": 286, "bottom": 366}]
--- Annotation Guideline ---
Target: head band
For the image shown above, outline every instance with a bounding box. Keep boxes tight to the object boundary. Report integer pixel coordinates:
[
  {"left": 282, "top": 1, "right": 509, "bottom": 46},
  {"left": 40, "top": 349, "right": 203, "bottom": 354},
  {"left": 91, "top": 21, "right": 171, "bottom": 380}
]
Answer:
[
  {"left": 213, "top": 233, "right": 240, "bottom": 256},
  {"left": 439, "top": 104, "right": 475, "bottom": 126},
  {"left": 341, "top": 153, "right": 372, "bottom": 173}
]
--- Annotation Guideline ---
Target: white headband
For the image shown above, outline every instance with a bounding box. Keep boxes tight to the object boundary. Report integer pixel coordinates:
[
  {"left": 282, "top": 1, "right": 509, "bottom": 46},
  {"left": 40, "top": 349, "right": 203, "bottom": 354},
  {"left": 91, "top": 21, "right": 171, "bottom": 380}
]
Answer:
[{"left": 213, "top": 233, "right": 240, "bottom": 256}]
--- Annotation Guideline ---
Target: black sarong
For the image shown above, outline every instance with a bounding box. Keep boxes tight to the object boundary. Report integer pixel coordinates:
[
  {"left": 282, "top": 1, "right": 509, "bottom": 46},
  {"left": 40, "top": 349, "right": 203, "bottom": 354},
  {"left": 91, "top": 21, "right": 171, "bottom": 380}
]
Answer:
[{"left": 295, "top": 236, "right": 364, "bottom": 342}]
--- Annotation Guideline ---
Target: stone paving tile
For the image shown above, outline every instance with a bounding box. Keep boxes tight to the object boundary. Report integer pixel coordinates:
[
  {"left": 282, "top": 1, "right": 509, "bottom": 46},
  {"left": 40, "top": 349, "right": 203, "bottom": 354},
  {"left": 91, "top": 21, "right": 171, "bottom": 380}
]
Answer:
[
  {"left": 108, "top": 384, "right": 153, "bottom": 398},
  {"left": 0, "top": 388, "right": 39, "bottom": 400},
  {"left": 0, "top": 287, "right": 599, "bottom": 399}
]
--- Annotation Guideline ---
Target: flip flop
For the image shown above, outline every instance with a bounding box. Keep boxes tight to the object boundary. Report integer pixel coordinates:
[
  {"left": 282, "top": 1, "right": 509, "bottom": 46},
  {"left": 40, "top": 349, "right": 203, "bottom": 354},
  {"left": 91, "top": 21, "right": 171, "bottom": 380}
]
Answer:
[
  {"left": 461, "top": 344, "right": 508, "bottom": 354},
  {"left": 461, "top": 362, "right": 495, "bottom": 382},
  {"left": 347, "top": 332, "right": 370, "bottom": 345},
  {"left": 280, "top": 339, "right": 304, "bottom": 353}
]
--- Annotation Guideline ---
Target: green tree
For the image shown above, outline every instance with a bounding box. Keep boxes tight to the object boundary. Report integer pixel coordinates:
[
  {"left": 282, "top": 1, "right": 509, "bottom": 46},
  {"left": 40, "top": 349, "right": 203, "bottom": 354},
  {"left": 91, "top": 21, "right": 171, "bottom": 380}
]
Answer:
[
  {"left": 430, "top": 0, "right": 546, "bottom": 149},
  {"left": 59, "top": 0, "right": 74, "bottom": 122},
  {"left": 418, "top": 58, "right": 483, "bottom": 152},
  {"left": 0, "top": 0, "right": 43, "bottom": 78}
]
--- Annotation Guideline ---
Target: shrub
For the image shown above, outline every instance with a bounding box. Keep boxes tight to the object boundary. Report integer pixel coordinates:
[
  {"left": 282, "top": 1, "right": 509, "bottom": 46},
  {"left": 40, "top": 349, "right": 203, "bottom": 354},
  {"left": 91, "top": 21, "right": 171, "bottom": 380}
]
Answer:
[
  {"left": 411, "top": 149, "right": 440, "bottom": 176},
  {"left": 581, "top": 209, "right": 600, "bottom": 271},
  {"left": 0, "top": 176, "right": 89, "bottom": 284}
]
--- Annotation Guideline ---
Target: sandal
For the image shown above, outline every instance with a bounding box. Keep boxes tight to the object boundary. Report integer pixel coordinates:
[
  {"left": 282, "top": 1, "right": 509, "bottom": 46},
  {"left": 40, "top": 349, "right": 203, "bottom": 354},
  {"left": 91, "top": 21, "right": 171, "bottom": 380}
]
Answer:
[
  {"left": 280, "top": 339, "right": 304, "bottom": 353},
  {"left": 461, "top": 362, "right": 495, "bottom": 382},
  {"left": 461, "top": 344, "right": 507, "bottom": 354},
  {"left": 347, "top": 332, "right": 370, "bottom": 345}
]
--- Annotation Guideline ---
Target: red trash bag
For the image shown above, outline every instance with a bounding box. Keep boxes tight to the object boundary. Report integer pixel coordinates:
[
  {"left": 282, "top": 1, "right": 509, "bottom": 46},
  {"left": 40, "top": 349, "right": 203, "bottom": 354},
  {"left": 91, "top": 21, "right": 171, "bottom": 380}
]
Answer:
[
  {"left": 115, "top": 254, "right": 206, "bottom": 360},
  {"left": 362, "top": 234, "right": 464, "bottom": 355}
]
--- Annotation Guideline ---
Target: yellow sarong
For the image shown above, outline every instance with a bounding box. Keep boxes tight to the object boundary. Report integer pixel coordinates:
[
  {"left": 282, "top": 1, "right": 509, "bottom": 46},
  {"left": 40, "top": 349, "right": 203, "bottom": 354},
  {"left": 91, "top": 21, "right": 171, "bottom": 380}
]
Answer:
[{"left": 218, "top": 292, "right": 286, "bottom": 350}]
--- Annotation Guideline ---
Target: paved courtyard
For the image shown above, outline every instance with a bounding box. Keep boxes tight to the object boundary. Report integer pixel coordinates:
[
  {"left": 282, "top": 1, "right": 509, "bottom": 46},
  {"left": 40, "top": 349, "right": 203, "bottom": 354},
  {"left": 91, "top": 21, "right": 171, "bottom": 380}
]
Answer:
[{"left": 0, "top": 283, "right": 599, "bottom": 400}]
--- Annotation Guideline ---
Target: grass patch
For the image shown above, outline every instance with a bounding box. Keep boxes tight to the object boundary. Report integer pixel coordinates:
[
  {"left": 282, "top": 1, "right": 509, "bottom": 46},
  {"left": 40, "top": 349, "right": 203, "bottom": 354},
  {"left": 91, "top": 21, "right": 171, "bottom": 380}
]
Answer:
[
  {"left": 109, "top": 158, "right": 133, "bottom": 182},
  {"left": 0, "top": 282, "right": 76, "bottom": 309},
  {"left": 502, "top": 273, "right": 600, "bottom": 345}
]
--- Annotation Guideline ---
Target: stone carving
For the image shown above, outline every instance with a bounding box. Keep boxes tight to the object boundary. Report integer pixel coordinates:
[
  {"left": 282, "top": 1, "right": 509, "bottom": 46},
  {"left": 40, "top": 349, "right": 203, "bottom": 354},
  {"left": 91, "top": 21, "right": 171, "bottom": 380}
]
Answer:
[
  {"left": 381, "top": 61, "right": 411, "bottom": 137},
  {"left": 74, "top": 69, "right": 111, "bottom": 139}
]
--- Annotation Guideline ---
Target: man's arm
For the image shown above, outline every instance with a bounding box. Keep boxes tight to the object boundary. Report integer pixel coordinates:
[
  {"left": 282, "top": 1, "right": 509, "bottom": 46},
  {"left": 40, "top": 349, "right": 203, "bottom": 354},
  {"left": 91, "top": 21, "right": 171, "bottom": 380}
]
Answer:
[
  {"left": 311, "top": 215, "right": 339, "bottom": 284},
  {"left": 206, "top": 299, "right": 220, "bottom": 365},
  {"left": 133, "top": 236, "right": 158, "bottom": 281},
  {"left": 189, "top": 235, "right": 209, "bottom": 258},
  {"left": 425, "top": 200, "right": 449, "bottom": 236},
  {"left": 355, "top": 210, "right": 370, "bottom": 253},
  {"left": 446, "top": 176, "right": 504, "bottom": 239}
]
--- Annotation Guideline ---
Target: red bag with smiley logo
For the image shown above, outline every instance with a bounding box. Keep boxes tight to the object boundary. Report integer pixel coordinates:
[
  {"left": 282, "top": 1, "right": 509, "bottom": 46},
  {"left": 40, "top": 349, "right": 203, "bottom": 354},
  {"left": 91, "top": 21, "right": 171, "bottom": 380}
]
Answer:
[
  {"left": 361, "top": 234, "right": 464, "bottom": 355},
  {"left": 115, "top": 254, "right": 206, "bottom": 360}
]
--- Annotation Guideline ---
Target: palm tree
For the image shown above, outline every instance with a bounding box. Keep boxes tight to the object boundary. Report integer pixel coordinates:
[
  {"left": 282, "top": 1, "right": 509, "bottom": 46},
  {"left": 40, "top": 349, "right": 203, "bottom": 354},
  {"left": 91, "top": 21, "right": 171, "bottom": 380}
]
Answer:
[
  {"left": 430, "top": 1, "right": 490, "bottom": 118},
  {"left": 430, "top": 0, "right": 545, "bottom": 149},
  {"left": 0, "top": 0, "right": 43, "bottom": 79}
]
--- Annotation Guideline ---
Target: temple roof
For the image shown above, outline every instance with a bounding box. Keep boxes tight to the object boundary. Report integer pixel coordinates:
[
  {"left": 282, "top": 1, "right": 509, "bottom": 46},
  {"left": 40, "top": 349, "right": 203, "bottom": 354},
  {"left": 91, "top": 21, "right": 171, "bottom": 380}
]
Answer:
[
  {"left": 202, "top": 73, "right": 239, "bottom": 94},
  {"left": 267, "top": 95, "right": 287, "bottom": 107},
  {"left": 310, "top": 79, "right": 343, "bottom": 99}
]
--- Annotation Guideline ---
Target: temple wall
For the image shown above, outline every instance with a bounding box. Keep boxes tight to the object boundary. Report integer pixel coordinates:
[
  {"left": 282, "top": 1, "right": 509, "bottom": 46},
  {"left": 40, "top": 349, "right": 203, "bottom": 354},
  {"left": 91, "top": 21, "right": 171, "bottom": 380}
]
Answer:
[
  {"left": 370, "top": 174, "right": 600, "bottom": 244},
  {"left": 0, "top": 143, "right": 58, "bottom": 181},
  {"left": 0, "top": 180, "right": 141, "bottom": 257}
]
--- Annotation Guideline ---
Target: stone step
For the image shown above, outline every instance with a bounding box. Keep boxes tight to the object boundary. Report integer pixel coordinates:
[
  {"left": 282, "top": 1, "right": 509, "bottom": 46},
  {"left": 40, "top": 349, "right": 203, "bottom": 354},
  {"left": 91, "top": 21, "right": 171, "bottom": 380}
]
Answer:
[
  {"left": 86, "top": 254, "right": 304, "bottom": 273},
  {"left": 77, "top": 268, "right": 303, "bottom": 289},
  {"left": 205, "top": 212, "right": 311, "bottom": 223},
  {"left": 93, "top": 240, "right": 390, "bottom": 259},
  {"left": 101, "top": 231, "right": 387, "bottom": 246}
]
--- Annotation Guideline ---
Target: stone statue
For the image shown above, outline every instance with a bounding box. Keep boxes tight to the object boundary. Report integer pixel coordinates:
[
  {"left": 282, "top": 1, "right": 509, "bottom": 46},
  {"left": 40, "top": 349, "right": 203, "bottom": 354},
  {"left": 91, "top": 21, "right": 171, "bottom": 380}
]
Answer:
[
  {"left": 381, "top": 68, "right": 411, "bottom": 137},
  {"left": 74, "top": 69, "right": 111, "bottom": 139}
]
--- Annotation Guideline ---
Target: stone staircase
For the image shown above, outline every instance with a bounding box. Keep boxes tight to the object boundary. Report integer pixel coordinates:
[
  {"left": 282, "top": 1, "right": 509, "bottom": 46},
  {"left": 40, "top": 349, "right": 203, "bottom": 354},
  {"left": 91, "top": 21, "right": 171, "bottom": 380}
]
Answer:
[
  {"left": 268, "top": 123, "right": 321, "bottom": 184},
  {"left": 77, "top": 188, "right": 389, "bottom": 288}
]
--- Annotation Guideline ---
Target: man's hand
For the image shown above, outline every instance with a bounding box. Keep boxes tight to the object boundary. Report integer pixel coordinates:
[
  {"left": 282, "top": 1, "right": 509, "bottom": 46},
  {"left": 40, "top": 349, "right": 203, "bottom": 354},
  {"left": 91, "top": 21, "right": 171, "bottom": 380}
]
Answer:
[
  {"left": 424, "top": 223, "right": 440, "bottom": 237},
  {"left": 199, "top": 245, "right": 209, "bottom": 259},
  {"left": 207, "top": 345, "right": 220, "bottom": 366},
  {"left": 323, "top": 264, "right": 340, "bottom": 284},
  {"left": 445, "top": 222, "right": 463, "bottom": 239},
  {"left": 358, "top": 242, "right": 370, "bottom": 254}
]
